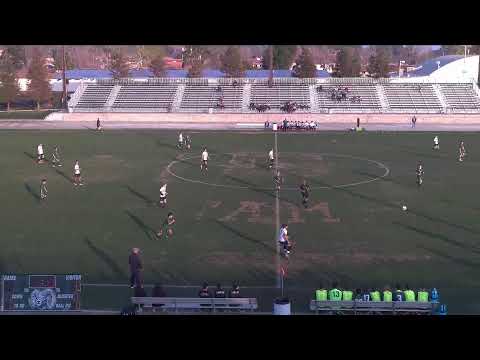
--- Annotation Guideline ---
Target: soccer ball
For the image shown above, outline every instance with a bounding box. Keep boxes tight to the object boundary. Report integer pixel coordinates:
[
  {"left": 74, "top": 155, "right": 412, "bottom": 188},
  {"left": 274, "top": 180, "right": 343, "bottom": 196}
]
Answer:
[{"left": 402, "top": 205, "right": 407, "bottom": 211}]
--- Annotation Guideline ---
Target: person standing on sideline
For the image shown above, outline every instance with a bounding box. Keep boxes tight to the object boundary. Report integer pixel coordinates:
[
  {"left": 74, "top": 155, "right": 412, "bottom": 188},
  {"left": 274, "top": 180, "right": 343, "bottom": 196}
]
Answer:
[
  {"left": 129, "top": 248, "right": 143, "bottom": 289},
  {"left": 40, "top": 179, "right": 48, "bottom": 200},
  {"left": 411, "top": 116, "right": 417, "bottom": 128},
  {"left": 96, "top": 118, "right": 102, "bottom": 131}
]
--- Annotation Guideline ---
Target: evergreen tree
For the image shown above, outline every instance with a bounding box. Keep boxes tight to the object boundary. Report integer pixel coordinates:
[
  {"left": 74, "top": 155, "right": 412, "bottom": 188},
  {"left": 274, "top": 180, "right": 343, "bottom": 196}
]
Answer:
[
  {"left": 51, "top": 47, "right": 76, "bottom": 71},
  {"left": 109, "top": 50, "right": 130, "bottom": 79},
  {"left": 183, "top": 46, "right": 209, "bottom": 78},
  {"left": 0, "top": 53, "right": 19, "bottom": 111},
  {"left": 5, "top": 45, "right": 26, "bottom": 70},
  {"left": 292, "top": 47, "right": 316, "bottom": 78},
  {"left": 27, "top": 48, "right": 51, "bottom": 110},
  {"left": 367, "top": 47, "right": 391, "bottom": 78},
  {"left": 220, "top": 46, "right": 245, "bottom": 77},
  {"left": 261, "top": 45, "right": 297, "bottom": 69},
  {"left": 150, "top": 55, "right": 165, "bottom": 77},
  {"left": 333, "top": 47, "right": 361, "bottom": 77}
]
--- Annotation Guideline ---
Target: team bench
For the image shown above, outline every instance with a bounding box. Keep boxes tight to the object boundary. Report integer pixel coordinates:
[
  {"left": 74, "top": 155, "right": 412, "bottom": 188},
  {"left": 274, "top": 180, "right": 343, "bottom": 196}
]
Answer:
[
  {"left": 310, "top": 300, "right": 438, "bottom": 315},
  {"left": 131, "top": 297, "right": 258, "bottom": 313}
]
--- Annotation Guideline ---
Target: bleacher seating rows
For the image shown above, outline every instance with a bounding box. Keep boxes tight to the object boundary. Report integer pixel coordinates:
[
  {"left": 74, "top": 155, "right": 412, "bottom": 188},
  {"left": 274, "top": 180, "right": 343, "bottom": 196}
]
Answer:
[{"left": 70, "top": 80, "right": 480, "bottom": 113}]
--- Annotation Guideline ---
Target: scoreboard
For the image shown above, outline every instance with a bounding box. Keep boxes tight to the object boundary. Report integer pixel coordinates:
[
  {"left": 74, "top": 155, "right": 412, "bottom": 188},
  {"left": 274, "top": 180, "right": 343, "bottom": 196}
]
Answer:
[{"left": 1, "top": 274, "right": 81, "bottom": 311}]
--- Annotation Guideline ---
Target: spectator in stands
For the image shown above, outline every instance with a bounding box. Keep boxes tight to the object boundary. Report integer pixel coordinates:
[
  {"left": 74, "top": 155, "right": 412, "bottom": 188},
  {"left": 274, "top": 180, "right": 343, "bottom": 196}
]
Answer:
[
  {"left": 357, "top": 118, "right": 360, "bottom": 128},
  {"left": 198, "top": 282, "right": 211, "bottom": 298},
  {"left": 216, "top": 85, "right": 222, "bottom": 92},
  {"left": 370, "top": 288, "right": 381, "bottom": 302},
  {"left": 383, "top": 285, "right": 393, "bottom": 302},
  {"left": 354, "top": 288, "right": 363, "bottom": 300},
  {"left": 394, "top": 284, "right": 404, "bottom": 301},
  {"left": 214, "top": 284, "right": 226, "bottom": 298},
  {"left": 315, "top": 283, "right": 328, "bottom": 301},
  {"left": 129, "top": 248, "right": 143, "bottom": 289},
  {"left": 229, "top": 283, "right": 240, "bottom": 298},
  {"left": 328, "top": 282, "right": 342, "bottom": 301},
  {"left": 152, "top": 284, "right": 166, "bottom": 297},
  {"left": 232, "top": 80, "right": 238, "bottom": 87},
  {"left": 412, "top": 115, "right": 417, "bottom": 128},
  {"left": 403, "top": 284, "right": 416, "bottom": 302}
]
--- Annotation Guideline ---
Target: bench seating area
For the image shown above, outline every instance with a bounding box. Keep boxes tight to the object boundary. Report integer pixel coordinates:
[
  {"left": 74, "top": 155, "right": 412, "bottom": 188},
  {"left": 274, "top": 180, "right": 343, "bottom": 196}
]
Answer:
[
  {"left": 75, "top": 84, "right": 114, "bottom": 108},
  {"left": 310, "top": 300, "right": 437, "bottom": 315},
  {"left": 250, "top": 83, "right": 310, "bottom": 110},
  {"left": 131, "top": 297, "right": 258, "bottom": 313},
  {"left": 383, "top": 83, "right": 442, "bottom": 111},
  {"left": 316, "top": 84, "right": 381, "bottom": 109},
  {"left": 112, "top": 84, "right": 178, "bottom": 109},
  {"left": 180, "top": 84, "right": 243, "bottom": 110},
  {"left": 439, "top": 83, "right": 480, "bottom": 110}
]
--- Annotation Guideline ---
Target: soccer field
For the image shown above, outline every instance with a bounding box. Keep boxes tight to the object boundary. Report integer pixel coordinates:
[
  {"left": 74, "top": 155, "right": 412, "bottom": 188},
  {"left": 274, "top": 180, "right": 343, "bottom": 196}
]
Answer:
[{"left": 2, "top": 129, "right": 480, "bottom": 313}]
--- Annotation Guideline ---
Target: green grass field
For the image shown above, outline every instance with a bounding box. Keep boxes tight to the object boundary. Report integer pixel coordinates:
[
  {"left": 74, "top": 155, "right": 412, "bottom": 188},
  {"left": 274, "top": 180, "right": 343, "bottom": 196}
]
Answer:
[{"left": 2, "top": 129, "right": 480, "bottom": 313}]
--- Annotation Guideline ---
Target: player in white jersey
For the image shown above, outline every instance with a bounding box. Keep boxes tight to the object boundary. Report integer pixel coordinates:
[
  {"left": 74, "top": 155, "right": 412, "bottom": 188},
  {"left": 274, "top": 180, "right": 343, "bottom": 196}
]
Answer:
[
  {"left": 433, "top": 136, "right": 439, "bottom": 150},
  {"left": 73, "top": 160, "right": 83, "bottom": 186},
  {"left": 278, "top": 224, "right": 292, "bottom": 258},
  {"left": 459, "top": 141, "right": 466, "bottom": 162},
  {"left": 201, "top": 148, "right": 209, "bottom": 172},
  {"left": 51, "top": 146, "right": 62, "bottom": 167},
  {"left": 268, "top": 149, "right": 274, "bottom": 169},
  {"left": 178, "top": 133, "right": 184, "bottom": 149},
  {"left": 37, "top": 144, "right": 45, "bottom": 162},
  {"left": 159, "top": 184, "right": 168, "bottom": 207}
]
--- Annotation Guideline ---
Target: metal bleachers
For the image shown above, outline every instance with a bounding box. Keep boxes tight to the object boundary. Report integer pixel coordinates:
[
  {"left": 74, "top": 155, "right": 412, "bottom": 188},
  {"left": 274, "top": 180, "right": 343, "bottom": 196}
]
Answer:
[
  {"left": 180, "top": 83, "right": 243, "bottom": 110},
  {"left": 112, "top": 83, "right": 178, "bottom": 110},
  {"left": 250, "top": 80, "right": 310, "bottom": 110},
  {"left": 383, "top": 83, "right": 443, "bottom": 112},
  {"left": 315, "top": 83, "right": 382, "bottom": 110},
  {"left": 439, "top": 83, "right": 480, "bottom": 110},
  {"left": 75, "top": 84, "right": 114, "bottom": 108}
]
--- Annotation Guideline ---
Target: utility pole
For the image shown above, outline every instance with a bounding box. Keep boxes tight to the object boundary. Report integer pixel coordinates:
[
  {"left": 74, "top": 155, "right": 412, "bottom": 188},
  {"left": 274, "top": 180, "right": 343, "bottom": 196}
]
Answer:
[
  {"left": 62, "top": 45, "right": 67, "bottom": 111},
  {"left": 268, "top": 45, "right": 273, "bottom": 88}
]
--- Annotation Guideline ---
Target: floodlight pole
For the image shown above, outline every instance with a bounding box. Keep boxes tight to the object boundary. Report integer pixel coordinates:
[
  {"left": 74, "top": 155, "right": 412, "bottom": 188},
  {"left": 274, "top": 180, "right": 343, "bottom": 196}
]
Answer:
[{"left": 62, "top": 45, "right": 67, "bottom": 111}]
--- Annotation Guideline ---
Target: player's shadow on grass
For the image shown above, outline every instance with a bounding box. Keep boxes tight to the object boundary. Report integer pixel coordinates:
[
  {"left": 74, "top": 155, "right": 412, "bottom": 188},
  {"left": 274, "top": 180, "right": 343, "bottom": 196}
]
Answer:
[
  {"left": 125, "top": 185, "right": 155, "bottom": 206},
  {"left": 125, "top": 210, "right": 158, "bottom": 242},
  {"left": 214, "top": 219, "right": 276, "bottom": 254},
  {"left": 54, "top": 168, "right": 72, "bottom": 184},
  {"left": 83, "top": 237, "right": 127, "bottom": 278},
  {"left": 392, "top": 221, "right": 480, "bottom": 254},
  {"left": 24, "top": 182, "right": 40, "bottom": 202},
  {"left": 23, "top": 151, "right": 36, "bottom": 161}
]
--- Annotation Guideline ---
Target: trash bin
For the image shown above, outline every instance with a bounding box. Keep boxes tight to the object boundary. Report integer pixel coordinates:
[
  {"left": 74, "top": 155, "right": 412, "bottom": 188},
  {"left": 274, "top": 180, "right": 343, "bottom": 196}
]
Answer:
[
  {"left": 273, "top": 297, "right": 291, "bottom": 315},
  {"left": 272, "top": 123, "right": 278, "bottom": 131}
]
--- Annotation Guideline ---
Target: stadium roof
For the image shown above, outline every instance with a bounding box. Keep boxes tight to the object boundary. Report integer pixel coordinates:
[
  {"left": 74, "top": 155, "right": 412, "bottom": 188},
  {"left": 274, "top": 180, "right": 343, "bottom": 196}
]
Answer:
[
  {"left": 408, "top": 55, "right": 464, "bottom": 77},
  {"left": 52, "top": 68, "right": 330, "bottom": 80}
]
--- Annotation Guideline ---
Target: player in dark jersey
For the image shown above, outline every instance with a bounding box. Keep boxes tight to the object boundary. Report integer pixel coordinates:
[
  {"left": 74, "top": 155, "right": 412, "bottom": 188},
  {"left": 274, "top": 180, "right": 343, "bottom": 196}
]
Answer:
[
  {"left": 273, "top": 170, "right": 282, "bottom": 192},
  {"left": 416, "top": 163, "right": 424, "bottom": 186},
  {"left": 40, "top": 179, "right": 48, "bottom": 200},
  {"left": 185, "top": 135, "right": 192, "bottom": 150},
  {"left": 51, "top": 146, "right": 62, "bottom": 167},
  {"left": 459, "top": 141, "right": 466, "bottom": 162},
  {"left": 299, "top": 179, "right": 311, "bottom": 208},
  {"left": 157, "top": 212, "right": 176, "bottom": 239}
]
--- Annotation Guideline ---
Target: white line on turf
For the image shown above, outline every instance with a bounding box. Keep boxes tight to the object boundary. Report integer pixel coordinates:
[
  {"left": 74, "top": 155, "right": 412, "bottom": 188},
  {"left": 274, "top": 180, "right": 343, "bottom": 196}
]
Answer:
[{"left": 274, "top": 131, "right": 281, "bottom": 289}]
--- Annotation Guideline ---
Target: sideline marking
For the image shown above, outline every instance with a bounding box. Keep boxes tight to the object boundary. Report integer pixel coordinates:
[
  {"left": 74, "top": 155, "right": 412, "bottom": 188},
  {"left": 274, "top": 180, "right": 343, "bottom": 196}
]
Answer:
[
  {"left": 166, "top": 152, "right": 390, "bottom": 190},
  {"left": 274, "top": 131, "right": 281, "bottom": 289}
]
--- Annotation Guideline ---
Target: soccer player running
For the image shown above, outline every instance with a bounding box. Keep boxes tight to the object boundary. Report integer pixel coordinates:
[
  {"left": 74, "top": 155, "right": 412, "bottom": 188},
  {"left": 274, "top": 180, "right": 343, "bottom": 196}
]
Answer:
[
  {"left": 459, "top": 141, "right": 466, "bottom": 162},
  {"left": 433, "top": 135, "right": 439, "bottom": 150},
  {"left": 185, "top": 135, "right": 192, "bottom": 150},
  {"left": 178, "top": 132, "right": 184, "bottom": 149},
  {"left": 73, "top": 160, "right": 83, "bottom": 186},
  {"left": 268, "top": 149, "right": 274, "bottom": 169},
  {"left": 273, "top": 170, "right": 282, "bottom": 192},
  {"left": 299, "top": 179, "right": 311, "bottom": 208},
  {"left": 157, "top": 212, "right": 176, "bottom": 239},
  {"left": 201, "top": 147, "right": 209, "bottom": 172},
  {"left": 416, "top": 162, "right": 424, "bottom": 187},
  {"left": 40, "top": 179, "right": 48, "bottom": 200},
  {"left": 37, "top": 143, "right": 45, "bottom": 163},
  {"left": 278, "top": 224, "right": 292, "bottom": 259},
  {"left": 51, "top": 146, "right": 62, "bottom": 167},
  {"left": 159, "top": 184, "right": 168, "bottom": 207}
]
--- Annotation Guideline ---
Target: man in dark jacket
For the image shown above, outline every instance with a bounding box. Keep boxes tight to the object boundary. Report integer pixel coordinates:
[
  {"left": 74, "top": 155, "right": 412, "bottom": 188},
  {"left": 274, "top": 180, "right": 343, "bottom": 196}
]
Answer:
[{"left": 129, "top": 248, "right": 143, "bottom": 289}]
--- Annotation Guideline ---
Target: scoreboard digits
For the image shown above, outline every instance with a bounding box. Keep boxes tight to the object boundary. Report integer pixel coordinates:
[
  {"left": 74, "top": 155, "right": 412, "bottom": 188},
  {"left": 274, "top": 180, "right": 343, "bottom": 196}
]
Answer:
[{"left": 1, "top": 274, "right": 81, "bottom": 311}]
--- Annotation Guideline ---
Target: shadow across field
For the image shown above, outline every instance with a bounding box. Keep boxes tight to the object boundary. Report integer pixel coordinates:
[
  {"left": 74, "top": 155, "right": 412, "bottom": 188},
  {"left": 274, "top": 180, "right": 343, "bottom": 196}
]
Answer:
[
  {"left": 55, "top": 168, "right": 72, "bottom": 184},
  {"left": 416, "top": 244, "right": 480, "bottom": 270},
  {"left": 23, "top": 151, "right": 36, "bottom": 161},
  {"left": 214, "top": 219, "right": 276, "bottom": 254},
  {"left": 83, "top": 237, "right": 127, "bottom": 278},
  {"left": 125, "top": 210, "right": 158, "bottom": 242},
  {"left": 24, "top": 182, "right": 40, "bottom": 202},
  {"left": 125, "top": 185, "right": 155, "bottom": 206}
]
